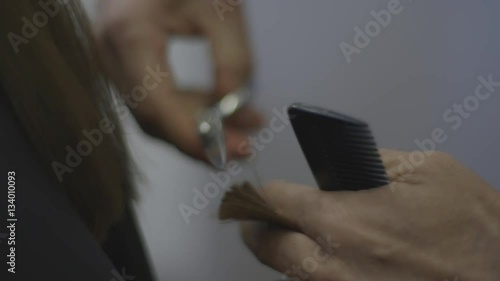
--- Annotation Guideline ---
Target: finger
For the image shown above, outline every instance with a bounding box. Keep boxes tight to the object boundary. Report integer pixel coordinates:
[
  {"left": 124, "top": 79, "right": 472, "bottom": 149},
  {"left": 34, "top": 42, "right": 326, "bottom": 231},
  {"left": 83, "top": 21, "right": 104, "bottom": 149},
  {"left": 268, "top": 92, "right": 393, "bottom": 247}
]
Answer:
[
  {"left": 257, "top": 181, "right": 346, "bottom": 233},
  {"left": 224, "top": 107, "right": 264, "bottom": 160},
  {"left": 379, "top": 149, "right": 409, "bottom": 170},
  {"left": 379, "top": 149, "right": 418, "bottom": 182},
  {"left": 225, "top": 106, "right": 264, "bottom": 131},
  {"left": 195, "top": 4, "right": 252, "bottom": 97},
  {"left": 255, "top": 180, "right": 363, "bottom": 245},
  {"left": 102, "top": 20, "right": 209, "bottom": 161},
  {"left": 156, "top": 103, "right": 208, "bottom": 160},
  {"left": 241, "top": 222, "right": 340, "bottom": 280},
  {"left": 100, "top": 14, "right": 174, "bottom": 114},
  {"left": 225, "top": 128, "right": 252, "bottom": 159}
]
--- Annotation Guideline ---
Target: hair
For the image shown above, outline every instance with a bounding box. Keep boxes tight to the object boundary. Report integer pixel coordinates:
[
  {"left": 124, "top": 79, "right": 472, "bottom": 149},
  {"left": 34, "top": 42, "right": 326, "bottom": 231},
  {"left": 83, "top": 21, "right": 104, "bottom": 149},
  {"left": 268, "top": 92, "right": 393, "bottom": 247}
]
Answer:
[
  {"left": 0, "top": 0, "right": 133, "bottom": 241},
  {"left": 219, "top": 182, "right": 299, "bottom": 231}
]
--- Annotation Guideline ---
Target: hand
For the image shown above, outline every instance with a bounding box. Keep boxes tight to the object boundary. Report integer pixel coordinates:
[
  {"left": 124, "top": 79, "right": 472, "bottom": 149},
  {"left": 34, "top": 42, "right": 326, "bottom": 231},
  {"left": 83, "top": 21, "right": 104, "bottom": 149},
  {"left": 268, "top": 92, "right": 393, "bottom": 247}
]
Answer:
[
  {"left": 242, "top": 150, "right": 500, "bottom": 281},
  {"left": 93, "top": 0, "right": 262, "bottom": 162}
]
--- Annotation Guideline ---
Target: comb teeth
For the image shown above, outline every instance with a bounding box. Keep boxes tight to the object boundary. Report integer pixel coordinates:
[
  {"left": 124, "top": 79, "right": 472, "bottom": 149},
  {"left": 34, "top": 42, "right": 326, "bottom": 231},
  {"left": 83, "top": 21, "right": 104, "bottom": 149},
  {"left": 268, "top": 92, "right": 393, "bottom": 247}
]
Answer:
[{"left": 289, "top": 103, "right": 389, "bottom": 191}]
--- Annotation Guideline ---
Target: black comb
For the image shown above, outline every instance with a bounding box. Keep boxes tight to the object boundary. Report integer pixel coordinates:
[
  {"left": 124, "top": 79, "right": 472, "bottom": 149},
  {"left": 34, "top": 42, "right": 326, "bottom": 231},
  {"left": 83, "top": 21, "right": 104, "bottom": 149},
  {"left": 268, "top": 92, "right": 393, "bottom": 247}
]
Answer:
[{"left": 288, "top": 103, "right": 389, "bottom": 191}]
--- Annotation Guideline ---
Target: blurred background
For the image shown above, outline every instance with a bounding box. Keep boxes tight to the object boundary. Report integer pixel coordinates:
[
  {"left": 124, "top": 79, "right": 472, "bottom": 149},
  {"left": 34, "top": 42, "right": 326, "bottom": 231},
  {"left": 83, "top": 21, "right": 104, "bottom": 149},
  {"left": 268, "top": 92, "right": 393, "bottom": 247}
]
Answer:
[{"left": 83, "top": 1, "right": 500, "bottom": 280}]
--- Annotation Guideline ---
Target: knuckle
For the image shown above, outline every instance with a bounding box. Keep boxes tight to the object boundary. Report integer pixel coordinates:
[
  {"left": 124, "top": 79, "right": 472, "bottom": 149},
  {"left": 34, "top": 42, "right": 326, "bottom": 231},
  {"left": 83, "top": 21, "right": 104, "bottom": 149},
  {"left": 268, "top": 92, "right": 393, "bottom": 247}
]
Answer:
[
  {"left": 316, "top": 195, "right": 337, "bottom": 216},
  {"left": 427, "top": 151, "right": 455, "bottom": 169},
  {"left": 262, "top": 180, "right": 289, "bottom": 194},
  {"left": 297, "top": 191, "right": 329, "bottom": 230},
  {"left": 264, "top": 179, "right": 289, "bottom": 188},
  {"left": 397, "top": 150, "right": 455, "bottom": 178},
  {"left": 431, "top": 151, "right": 453, "bottom": 162},
  {"left": 297, "top": 188, "right": 321, "bottom": 211}
]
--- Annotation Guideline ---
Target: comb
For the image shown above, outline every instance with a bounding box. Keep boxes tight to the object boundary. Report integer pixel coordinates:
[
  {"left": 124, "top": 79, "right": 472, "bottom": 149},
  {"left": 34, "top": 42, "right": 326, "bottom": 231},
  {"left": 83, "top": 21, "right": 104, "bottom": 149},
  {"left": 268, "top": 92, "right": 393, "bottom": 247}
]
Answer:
[{"left": 288, "top": 103, "right": 388, "bottom": 191}]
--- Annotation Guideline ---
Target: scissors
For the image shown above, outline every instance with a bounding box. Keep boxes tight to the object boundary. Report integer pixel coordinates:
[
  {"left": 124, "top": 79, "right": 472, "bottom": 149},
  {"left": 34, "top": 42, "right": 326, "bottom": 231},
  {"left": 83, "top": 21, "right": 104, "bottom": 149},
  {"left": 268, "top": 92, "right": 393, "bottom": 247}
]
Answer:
[{"left": 196, "top": 86, "right": 251, "bottom": 169}]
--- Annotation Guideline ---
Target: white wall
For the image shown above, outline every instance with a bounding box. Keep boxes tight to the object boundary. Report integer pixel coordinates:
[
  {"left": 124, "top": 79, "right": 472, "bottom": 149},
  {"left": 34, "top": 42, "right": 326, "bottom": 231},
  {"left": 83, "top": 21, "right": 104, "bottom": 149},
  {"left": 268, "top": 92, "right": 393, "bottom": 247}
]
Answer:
[{"left": 83, "top": 1, "right": 500, "bottom": 280}]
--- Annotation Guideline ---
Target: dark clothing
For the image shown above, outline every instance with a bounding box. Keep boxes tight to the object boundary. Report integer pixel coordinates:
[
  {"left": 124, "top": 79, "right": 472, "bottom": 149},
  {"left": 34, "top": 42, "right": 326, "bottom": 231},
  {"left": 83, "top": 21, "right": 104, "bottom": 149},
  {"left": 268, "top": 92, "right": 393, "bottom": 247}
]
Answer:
[{"left": 0, "top": 92, "right": 154, "bottom": 281}]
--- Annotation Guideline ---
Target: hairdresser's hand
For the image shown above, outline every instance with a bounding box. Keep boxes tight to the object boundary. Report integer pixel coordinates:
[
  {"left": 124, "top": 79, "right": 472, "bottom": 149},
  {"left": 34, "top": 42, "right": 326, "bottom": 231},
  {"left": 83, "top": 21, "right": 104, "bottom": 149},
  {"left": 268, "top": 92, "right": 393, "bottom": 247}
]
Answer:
[
  {"left": 94, "top": 0, "right": 262, "bottom": 162},
  {"left": 242, "top": 150, "right": 500, "bottom": 281}
]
